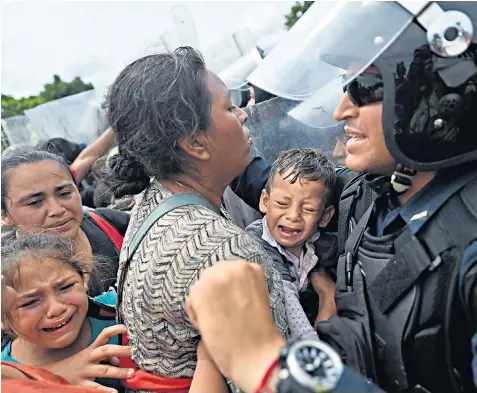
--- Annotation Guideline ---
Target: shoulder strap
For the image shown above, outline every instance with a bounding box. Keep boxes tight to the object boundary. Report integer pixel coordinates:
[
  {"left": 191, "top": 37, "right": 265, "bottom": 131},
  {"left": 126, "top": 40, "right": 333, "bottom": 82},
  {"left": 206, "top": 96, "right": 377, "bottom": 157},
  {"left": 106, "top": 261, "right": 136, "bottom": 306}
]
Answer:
[
  {"left": 116, "top": 192, "right": 218, "bottom": 334},
  {"left": 369, "top": 177, "right": 477, "bottom": 315},
  {"left": 422, "top": 178, "right": 477, "bottom": 393},
  {"left": 86, "top": 210, "right": 124, "bottom": 252},
  {"left": 337, "top": 172, "right": 367, "bottom": 254},
  {"left": 125, "top": 193, "right": 219, "bottom": 262},
  {"left": 420, "top": 176, "right": 477, "bottom": 259}
]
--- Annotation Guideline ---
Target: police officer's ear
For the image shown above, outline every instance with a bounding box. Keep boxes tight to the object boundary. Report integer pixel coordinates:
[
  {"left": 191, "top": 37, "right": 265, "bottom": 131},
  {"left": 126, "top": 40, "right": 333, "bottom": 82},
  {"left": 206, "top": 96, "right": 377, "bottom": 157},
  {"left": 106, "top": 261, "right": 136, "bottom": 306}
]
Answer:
[{"left": 318, "top": 205, "right": 335, "bottom": 229}]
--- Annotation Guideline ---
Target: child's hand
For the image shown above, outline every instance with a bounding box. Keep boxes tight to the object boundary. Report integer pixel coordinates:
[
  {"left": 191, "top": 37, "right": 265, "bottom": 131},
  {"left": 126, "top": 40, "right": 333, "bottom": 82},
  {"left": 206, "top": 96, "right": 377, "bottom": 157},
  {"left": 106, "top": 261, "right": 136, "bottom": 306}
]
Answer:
[
  {"left": 44, "top": 324, "right": 134, "bottom": 393},
  {"left": 311, "top": 268, "right": 335, "bottom": 296},
  {"left": 1, "top": 275, "right": 18, "bottom": 330},
  {"left": 311, "top": 269, "right": 337, "bottom": 323}
]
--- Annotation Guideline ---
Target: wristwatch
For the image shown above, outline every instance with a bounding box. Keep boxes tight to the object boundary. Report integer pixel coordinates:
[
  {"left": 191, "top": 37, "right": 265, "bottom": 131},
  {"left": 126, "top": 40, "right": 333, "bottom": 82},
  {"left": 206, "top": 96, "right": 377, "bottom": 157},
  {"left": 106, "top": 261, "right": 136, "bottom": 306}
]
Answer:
[{"left": 276, "top": 339, "right": 344, "bottom": 393}]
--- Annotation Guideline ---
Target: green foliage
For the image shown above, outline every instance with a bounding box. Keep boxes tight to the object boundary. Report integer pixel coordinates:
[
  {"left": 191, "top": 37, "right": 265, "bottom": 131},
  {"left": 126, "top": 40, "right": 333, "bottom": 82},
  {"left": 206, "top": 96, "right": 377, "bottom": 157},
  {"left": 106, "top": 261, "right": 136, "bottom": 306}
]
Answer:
[
  {"left": 285, "top": 1, "right": 314, "bottom": 29},
  {"left": 1, "top": 75, "right": 94, "bottom": 118},
  {"left": 1, "top": 94, "right": 48, "bottom": 119}
]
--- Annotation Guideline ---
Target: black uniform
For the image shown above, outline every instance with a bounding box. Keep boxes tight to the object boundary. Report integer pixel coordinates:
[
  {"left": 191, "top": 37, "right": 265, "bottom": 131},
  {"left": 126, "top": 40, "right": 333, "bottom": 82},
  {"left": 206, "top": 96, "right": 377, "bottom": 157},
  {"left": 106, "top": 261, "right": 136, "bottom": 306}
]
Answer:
[{"left": 230, "top": 157, "right": 477, "bottom": 393}]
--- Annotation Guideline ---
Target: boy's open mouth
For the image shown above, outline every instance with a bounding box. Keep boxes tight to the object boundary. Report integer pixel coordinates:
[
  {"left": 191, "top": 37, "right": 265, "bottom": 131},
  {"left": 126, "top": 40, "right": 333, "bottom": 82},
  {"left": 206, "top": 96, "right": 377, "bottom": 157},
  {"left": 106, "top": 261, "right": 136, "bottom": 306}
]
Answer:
[
  {"left": 43, "top": 314, "right": 73, "bottom": 332},
  {"left": 278, "top": 225, "right": 301, "bottom": 235}
]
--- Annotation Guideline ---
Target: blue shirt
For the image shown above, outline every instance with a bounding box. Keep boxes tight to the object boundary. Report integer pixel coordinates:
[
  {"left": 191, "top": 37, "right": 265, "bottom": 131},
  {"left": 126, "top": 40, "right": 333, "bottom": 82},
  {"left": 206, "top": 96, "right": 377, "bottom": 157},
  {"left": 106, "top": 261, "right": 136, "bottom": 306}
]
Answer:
[
  {"left": 374, "top": 166, "right": 477, "bottom": 236},
  {"left": 1, "top": 291, "right": 118, "bottom": 364}
]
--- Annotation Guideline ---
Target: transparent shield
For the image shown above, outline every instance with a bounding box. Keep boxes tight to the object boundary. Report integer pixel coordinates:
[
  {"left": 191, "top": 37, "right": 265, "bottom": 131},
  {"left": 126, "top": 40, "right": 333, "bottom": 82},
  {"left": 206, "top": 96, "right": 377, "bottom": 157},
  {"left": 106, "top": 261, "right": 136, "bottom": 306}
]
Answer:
[
  {"left": 232, "top": 28, "right": 256, "bottom": 56},
  {"left": 244, "top": 96, "right": 346, "bottom": 165},
  {"left": 1, "top": 115, "right": 39, "bottom": 146},
  {"left": 219, "top": 48, "right": 263, "bottom": 90},
  {"left": 24, "top": 89, "right": 109, "bottom": 145},
  {"left": 288, "top": 76, "right": 344, "bottom": 129},
  {"left": 246, "top": 1, "right": 415, "bottom": 100}
]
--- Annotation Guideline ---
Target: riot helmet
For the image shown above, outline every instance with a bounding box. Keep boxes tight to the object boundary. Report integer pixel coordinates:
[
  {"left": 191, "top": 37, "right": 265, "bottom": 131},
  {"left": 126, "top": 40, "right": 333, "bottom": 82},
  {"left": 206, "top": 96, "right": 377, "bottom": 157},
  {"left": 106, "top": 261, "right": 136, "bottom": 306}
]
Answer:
[
  {"left": 253, "top": 1, "right": 477, "bottom": 173},
  {"left": 243, "top": 95, "right": 345, "bottom": 165}
]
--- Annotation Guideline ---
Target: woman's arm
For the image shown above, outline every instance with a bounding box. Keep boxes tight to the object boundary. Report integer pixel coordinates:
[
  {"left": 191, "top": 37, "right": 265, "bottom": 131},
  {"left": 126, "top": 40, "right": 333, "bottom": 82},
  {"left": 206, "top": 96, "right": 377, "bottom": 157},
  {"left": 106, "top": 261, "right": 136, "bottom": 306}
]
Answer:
[
  {"left": 71, "top": 128, "right": 115, "bottom": 184},
  {"left": 190, "top": 341, "right": 228, "bottom": 393}
]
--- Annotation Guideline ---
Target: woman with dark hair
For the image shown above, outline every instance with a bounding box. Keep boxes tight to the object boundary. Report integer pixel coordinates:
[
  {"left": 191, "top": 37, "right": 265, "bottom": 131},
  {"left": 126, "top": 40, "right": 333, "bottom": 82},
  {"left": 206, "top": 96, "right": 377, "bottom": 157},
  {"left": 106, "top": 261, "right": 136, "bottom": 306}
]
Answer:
[
  {"left": 101, "top": 47, "right": 288, "bottom": 391},
  {"left": 1, "top": 150, "right": 130, "bottom": 296}
]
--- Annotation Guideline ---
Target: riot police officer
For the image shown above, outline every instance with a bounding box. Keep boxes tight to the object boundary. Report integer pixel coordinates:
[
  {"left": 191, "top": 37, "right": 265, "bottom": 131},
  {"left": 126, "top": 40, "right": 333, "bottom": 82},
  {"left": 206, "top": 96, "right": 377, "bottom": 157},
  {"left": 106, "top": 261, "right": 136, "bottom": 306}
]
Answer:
[{"left": 230, "top": 2, "right": 477, "bottom": 392}]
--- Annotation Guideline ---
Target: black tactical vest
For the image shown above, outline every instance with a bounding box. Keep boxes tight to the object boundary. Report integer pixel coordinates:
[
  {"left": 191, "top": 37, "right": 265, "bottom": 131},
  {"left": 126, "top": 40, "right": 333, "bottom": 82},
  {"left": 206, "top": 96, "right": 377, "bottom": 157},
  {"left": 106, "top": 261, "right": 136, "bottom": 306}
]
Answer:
[{"left": 317, "top": 170, "right": 477, "bottom": 393}]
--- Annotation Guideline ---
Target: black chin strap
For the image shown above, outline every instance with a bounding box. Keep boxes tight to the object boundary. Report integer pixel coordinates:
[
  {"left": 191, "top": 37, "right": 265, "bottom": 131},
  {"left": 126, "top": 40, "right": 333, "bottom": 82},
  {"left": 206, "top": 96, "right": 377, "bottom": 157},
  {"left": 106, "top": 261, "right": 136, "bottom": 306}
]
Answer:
[{"left": 390, "top": 164, "right": 417, "bottom": 195}]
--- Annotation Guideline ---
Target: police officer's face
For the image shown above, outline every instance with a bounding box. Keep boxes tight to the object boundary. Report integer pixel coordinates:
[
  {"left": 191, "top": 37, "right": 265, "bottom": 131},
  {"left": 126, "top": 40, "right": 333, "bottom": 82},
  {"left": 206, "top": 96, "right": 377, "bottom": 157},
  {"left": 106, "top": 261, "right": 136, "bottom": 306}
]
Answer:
[{"left": 333, "top": 67, "right": 396, "bottom": 175}]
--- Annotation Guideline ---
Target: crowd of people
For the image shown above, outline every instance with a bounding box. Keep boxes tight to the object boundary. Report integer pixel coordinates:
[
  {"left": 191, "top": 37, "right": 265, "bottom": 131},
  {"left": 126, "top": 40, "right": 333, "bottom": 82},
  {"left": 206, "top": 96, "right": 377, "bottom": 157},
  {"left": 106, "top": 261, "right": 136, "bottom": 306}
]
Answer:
[{"left": 1, "top": 2, "right": 477, "bottom": 393}]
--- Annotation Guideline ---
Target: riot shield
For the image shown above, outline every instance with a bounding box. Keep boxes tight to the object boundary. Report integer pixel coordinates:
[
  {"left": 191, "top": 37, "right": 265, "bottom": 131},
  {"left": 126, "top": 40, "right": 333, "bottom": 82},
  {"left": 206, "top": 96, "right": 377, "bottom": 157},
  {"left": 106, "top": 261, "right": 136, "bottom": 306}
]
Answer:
[
  {"left": 244, "top": 96, "right": 346, "bottom": 165},
  {"left": 24, "top": 89, "right": 109, "bottom": 145},
  {"left": 218, "top": 48, "right": 263, "bottom": 106},
  {"left": 246, "top": 1, "right": 415, "bottom": 100},
  {"left": 1, "top": 115, "right": 41, "bottom": 146}
]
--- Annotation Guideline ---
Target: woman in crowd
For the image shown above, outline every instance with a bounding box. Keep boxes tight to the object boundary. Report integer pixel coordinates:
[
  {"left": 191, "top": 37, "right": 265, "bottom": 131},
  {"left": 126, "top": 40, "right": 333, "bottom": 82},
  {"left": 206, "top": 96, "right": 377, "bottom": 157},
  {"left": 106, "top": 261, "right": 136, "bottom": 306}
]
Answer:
[
  {"left": 100, "top": 46, "right": 288, "bottom": 391},
  {"left": 1, "top": 151, "right": 129, "bottom": 295}
]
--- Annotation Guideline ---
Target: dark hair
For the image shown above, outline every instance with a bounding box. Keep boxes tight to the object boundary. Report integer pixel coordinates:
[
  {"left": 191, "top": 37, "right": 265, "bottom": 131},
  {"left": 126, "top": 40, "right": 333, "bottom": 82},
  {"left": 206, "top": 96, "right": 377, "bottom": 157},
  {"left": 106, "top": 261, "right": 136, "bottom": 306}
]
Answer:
[
  {"left": 92, "top": 179, "right": 114, "bottom": 208},
  {"left": 1, "top": 233, "right": 91, "bottom": 288},
  {"left": 1, "top": 150, "right": 75, "bottom": 211},
  {"left": 38, "top": 138, "right": 83, "bottom": 165},
  {"left": 265, "top": 149, "right": 337, "bottom": 206},
  {"left": 101, "top": 47, "right": 212, "bottom": 199}
]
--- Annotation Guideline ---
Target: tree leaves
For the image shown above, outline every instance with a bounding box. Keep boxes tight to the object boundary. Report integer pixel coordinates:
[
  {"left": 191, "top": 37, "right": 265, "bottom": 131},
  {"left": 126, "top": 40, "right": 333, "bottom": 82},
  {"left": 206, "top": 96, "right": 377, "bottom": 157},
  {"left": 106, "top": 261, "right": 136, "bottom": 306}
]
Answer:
[{"left": 1, "top": 76, "right": 94, "bottom": 118}]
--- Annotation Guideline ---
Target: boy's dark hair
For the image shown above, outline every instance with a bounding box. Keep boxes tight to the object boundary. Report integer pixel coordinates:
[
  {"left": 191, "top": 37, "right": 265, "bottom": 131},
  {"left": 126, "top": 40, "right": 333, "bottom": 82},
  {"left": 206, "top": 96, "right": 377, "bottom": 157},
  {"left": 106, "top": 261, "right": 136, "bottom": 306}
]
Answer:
[{"left": 265, "top": 148, "right": 336, "bottom": 206}]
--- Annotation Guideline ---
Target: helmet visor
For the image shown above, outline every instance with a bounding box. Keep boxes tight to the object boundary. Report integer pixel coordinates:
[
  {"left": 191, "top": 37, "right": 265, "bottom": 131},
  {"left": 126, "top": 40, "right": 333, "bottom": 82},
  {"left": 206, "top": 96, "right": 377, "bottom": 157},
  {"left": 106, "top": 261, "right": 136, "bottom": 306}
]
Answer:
[
  {"left": 246, "top": 1, "right": 415, "bottom": 100},
  {"left": 288, "top": 76, "right": 344, "bottom": 129},
  {"left": 244, "top": 97, "right": 345, "bottom": 165},
  {"left": 219, "top": 48, "right": 262, "bottom": 91}
]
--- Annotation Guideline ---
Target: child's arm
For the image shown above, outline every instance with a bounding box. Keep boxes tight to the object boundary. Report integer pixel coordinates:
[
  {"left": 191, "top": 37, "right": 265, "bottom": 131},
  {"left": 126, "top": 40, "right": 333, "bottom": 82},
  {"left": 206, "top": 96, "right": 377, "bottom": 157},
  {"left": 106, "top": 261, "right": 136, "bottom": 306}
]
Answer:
[
  {"left": 311, "top": 268, "right": 337, "bottom": 325},
  {"left": 190, "top": 340, "right": 229, "bottom": 393}
]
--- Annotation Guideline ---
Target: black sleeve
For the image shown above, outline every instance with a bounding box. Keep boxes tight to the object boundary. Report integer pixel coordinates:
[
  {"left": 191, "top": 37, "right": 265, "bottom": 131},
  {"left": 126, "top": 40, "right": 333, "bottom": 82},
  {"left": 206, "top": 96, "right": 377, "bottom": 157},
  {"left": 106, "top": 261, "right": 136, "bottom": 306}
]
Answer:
[
  {"left": 334, "top": 167, "right": 363, "bottom": 199},
  {"left": 93, "top": 208, "right": 130, "bottom": 236},
  {"left": 229, "top": 155, "right": 271, "bottom": 211},
  {"left": 459, "top": 241, "right": 477, "bottom": 324},
  {"left": 335, "top": 367, "right": 386, "bottom": 393}
]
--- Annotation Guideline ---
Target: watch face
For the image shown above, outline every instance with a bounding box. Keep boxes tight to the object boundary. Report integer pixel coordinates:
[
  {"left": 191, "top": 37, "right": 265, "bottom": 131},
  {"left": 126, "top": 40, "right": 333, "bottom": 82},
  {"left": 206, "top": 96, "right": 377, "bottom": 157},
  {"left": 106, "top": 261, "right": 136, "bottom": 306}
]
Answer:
[{"left": 288, "top": 340, "right": 343, "bottom": 391}]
